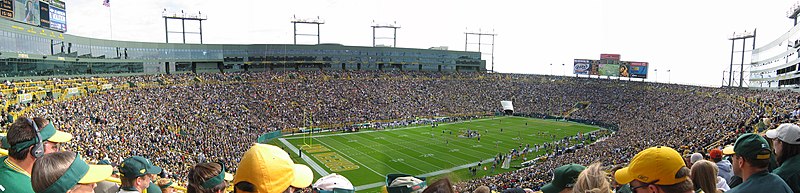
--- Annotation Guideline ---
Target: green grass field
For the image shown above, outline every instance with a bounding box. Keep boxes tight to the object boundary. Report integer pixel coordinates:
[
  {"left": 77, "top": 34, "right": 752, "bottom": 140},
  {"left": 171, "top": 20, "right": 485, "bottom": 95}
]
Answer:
[{"left": 278, "top": 116, "right": 600, "bottom": 192}]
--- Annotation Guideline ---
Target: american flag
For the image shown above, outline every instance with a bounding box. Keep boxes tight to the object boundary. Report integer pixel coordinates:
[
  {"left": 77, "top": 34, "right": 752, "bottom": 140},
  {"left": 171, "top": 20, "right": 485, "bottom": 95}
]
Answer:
[{"left": 102, "top": 0, "right": 110, "bottom": 7}]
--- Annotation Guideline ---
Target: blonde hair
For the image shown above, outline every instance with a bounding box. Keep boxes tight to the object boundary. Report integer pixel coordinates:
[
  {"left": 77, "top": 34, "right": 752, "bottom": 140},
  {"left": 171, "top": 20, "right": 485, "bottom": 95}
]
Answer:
[
  {"left": 690, "top": 160, "right": 722, "bottom": 193},
  {"left": 573, "top": 163, "right": 611, "bottom": 193}
]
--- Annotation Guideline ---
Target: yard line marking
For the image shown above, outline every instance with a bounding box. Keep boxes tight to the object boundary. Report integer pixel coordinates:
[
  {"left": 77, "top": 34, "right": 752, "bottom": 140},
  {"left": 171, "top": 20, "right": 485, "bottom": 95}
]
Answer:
[
  {"left": 349, "top": 134, "right": 435, "bottom": 173},
  {"left": 316, "top": 137, "right": 387, "bottom": 176},
  {"left": 278, "top": 138, "right": 330, "bottom": 176},
  {"left": 321, "top": 136, "right": 403, "bottom": 175},
  {"left": 283, "top": 117, "right": 511, "bottom": 139}
]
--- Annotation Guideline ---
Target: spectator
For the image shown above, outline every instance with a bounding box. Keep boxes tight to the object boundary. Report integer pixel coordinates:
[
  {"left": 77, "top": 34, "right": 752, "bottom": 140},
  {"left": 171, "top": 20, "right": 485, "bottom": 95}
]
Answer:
[
  {"left": 312, "top": 173, "right": 354, "bottom": 193},
  {"left": 473, "top": 186, "right": 491, "bottom": 193},
  {"left": 722, "top": 145, "right": 743, "bottom": 188},
  {"left": 765, "top": 123, "right": 800, "bottom": 193},
  {"left": 726, "top": 134, "right": 791, "bottom": 193},
  {"left": 146, "top": 179, "right": 163, "bottom": 193},
  {"left": 573, "top": 163, "right": 610, "bottom": 193},
  {"left": 689, "top": 153, "right": 703, "bottom": 165},
  {"left": 94, "top": 160, "right": 120, "bottom": 193},
  {"left": 156, "top": 178, "right": 176, "bottom": 193},
  {"left": 30, "top": 151, "right": 113, "bottom": 193},
  {"left": 232, "top": 143, "right": 313, "bottom": 193},
  {"left": 614, "top": 146, "right": 694, "bottom": 193},
  {"left": 187, "top": 162, "right": 227, "bottom": 193},
  {"left": 541, "top": 164, "right": 585, "bottom": 193},
  {"left": 708, "top": 149, "right": 733, "bottom": 183},
  {"left": 0, "top": 117, "right": 73, "bottom": 193},
  {"left": 118, "top": 156, "right": 162, "bottom": 193},
  {"left": 610, "top": 165, "right": 632, "bottom": 193},
  {"left": 387, "top": 174, "right": 427, "bottom": 193},
  {"left": 690, "top": 160, "right": 728, "bottom": 193},
  {"left": 421, "top": 178, "right": 454, "bottom": 193}
]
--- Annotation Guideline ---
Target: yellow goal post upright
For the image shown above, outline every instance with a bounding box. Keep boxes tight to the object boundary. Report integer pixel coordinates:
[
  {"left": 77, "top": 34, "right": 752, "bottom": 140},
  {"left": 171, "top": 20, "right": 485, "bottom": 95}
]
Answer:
[{"left": 301, "top": 111, "right": 315, "bottom": 150}]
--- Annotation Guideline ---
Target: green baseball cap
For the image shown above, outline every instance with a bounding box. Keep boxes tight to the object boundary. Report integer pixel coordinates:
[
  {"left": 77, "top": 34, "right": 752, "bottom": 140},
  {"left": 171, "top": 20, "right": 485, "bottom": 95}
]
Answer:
[
  {"left": 541, "top": 164, "right": 585, "bottom": 193},
  {"left": 732, "top": 133, "right": 772, "bottom": 160},
  {"left": 119, "top": 156, "right": 162, "bottom": 178}
]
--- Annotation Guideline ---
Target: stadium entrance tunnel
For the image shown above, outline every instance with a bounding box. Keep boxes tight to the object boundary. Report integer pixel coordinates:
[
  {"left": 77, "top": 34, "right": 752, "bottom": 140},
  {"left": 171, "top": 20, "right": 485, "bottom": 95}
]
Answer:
[{"left": 504, "top": 110, "right": 514, "bottom": 115}]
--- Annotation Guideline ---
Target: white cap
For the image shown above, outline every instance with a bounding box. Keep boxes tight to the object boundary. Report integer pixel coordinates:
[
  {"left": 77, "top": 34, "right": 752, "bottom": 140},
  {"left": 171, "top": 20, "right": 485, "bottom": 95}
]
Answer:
[
  {"left": 690, "top": 153, "right": 704, "bottom": 164},
  {"left": 313, "top": 173, "right": 354, "bottom": 191},
  {"left": 766, "top": 123, "right": 800, "bottom": 145}
]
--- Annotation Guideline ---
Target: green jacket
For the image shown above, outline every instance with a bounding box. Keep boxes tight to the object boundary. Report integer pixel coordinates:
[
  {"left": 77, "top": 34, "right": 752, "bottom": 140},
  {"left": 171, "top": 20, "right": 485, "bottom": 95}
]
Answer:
[
  {"left": 773, "top": 155, "right": 800, "bottom": 193},
  {"left": 726, "top": 170, "right": 792, "bottom": 193},
  {"left": 0, "top": 156, "right": 34, "bottom": 193}
]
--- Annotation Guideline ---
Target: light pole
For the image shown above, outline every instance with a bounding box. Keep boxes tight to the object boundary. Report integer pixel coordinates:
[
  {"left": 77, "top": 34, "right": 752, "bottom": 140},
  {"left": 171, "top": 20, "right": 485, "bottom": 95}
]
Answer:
[
  {"left": 654, "top": 68, "right": 658, "bottom": 83},
  {"left": 562, "top": 63, "right": 565, "bottom": 76},
  {"left": 550, "top": 63, "right": 553, "bottom": 75},
  {"left": 667, "top": 69, "right": 671, "bottom": 84}
]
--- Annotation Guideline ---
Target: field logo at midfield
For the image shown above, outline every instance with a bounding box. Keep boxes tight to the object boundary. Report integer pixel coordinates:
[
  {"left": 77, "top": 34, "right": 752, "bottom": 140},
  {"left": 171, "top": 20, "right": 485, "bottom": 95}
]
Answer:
[{"left": 313, "top": 152, "right": 360, "bottom": 172}]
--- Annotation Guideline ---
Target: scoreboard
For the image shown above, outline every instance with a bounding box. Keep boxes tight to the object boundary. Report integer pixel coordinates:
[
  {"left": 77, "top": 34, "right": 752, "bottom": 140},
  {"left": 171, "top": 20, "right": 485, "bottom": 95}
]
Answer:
[
  {"left": 573, "top": 54, "right": 649, "bottom": 78},
  {"left": 0, "top": 0, "right": 65, "bottom": 32},
  {"left": 0, "top": 0, "right": 12, "bottom": 19}
]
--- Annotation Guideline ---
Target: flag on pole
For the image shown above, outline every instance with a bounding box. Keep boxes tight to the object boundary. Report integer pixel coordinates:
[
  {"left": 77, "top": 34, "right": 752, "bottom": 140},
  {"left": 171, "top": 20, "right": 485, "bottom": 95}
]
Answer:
[{"left": 103, "top": 0, "right": 110, "bottom": 7}]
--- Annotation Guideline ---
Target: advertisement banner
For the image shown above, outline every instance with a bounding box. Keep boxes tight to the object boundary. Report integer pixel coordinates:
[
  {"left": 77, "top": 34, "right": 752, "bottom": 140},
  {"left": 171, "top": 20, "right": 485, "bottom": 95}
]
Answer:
[
  {"left": 14, "top": 0, "right": 39, "bottom": 26},
  {"left": 618, "top": 61, "right": 630, "bottom": 77},
  {"left": 590, "top": 60, "right": 600, "bottom": 75},
  {"left": 17, "top": 93, "right": 32, "bottom": 103},
  {"left": 66, "top": 87, "right": 79, "bottom": 95},
  {"left": 573, "top": 59, "right": 592, "bottom": 75},
  {"left": 0, "top": 0, "right": 12, "bottom": 19},
  {"left": 600, "top": 54, "right": 621, "bottom": 61},
  {"left": 37, "top": 0, "right": 47, "bottom": 28},
  {"left": 599, "top": 64, "right": 620, "bottom": 76},
  {"left": 628, "top": 62, "right": 648, "bottom": 78},
  {"left": 48, "top": 5, "right": 64, "bottom": 31}
]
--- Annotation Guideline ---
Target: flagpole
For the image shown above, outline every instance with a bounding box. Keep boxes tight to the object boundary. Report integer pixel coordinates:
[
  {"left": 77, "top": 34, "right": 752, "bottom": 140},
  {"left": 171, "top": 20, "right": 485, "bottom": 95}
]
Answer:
[{"left": 108, "top": 4, "right": 113, "bottom": 39}]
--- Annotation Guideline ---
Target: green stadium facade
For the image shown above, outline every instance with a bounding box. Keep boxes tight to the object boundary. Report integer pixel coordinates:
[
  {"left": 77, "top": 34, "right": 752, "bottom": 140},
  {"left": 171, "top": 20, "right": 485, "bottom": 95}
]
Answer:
[{"left": 0, "top": 18, "right": 485, "bottom": 79}]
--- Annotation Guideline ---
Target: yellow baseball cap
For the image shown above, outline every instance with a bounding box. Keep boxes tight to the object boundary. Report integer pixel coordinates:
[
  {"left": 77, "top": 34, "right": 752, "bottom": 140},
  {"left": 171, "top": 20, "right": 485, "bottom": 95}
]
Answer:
[
  {"left": 614, "top": 146, "right": 688, "bottom": 185},
  {"left": 233, "top": 144, "right": 313, "bottom": 193},
  {"left": 722, "top": 145, "right": 735, "bottom": 155}
]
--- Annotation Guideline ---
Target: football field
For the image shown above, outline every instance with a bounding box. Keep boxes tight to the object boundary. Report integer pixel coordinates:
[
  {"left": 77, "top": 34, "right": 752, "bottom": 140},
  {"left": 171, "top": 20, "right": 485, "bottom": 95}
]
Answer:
[{"left": 279, "top": 116, "right": 600, "bottom": 192}]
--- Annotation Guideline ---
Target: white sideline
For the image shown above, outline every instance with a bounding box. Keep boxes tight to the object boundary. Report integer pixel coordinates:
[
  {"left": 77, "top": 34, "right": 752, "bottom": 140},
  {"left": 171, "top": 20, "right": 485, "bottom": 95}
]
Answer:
[
  {"left": 278, "top": 138, "right": 330, "bottom": 177},
  {"left": 353, "top": 159, "right": 497, "bottom": 190}
]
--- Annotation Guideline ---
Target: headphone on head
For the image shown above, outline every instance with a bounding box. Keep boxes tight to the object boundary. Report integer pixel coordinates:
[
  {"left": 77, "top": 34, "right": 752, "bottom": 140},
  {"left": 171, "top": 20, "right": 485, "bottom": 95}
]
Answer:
[{"left": 25, "top": 118, "right": 44, "bottom": 158}]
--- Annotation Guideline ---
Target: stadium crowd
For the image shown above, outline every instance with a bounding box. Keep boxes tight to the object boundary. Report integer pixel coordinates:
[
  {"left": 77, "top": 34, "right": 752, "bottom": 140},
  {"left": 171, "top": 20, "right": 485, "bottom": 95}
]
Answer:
[{"left": 3, "top": 70, "right": 800, "bottom": 192}]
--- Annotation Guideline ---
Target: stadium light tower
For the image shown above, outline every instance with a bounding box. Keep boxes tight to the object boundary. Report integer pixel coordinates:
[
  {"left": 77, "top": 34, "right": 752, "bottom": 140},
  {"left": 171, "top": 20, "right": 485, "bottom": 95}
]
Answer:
[
  {"left": 465, "top": 29, "right": 497, "bottom": 72},
  {"left": 292, "top": 16, "right": 325, "bottom": 44},
  {"left": 163, "top": 9, "right": 207, "bottom": 44},
  {"left": 372, "top": 21, "right": 401, "bottom": 47},
  {"left": 788, "top": 2, "right": 800, "bottom": 25},
  {"left": 726, "top": 30, "right": 756, "bottom": 88}
]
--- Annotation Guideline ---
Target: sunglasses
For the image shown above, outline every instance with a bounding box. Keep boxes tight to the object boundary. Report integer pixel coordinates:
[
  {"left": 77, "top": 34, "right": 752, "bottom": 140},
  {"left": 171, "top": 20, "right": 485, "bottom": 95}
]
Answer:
[{"left": 630, "top": 180, "right": 659, "bottom": 192}]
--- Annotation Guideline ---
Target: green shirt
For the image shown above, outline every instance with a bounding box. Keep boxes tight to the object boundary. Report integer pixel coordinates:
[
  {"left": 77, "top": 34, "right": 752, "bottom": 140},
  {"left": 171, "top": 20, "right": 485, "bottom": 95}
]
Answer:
[
  {"left": 726, "top": 170, "right": 792, "bottom": 193},
  {"left": 773, "top": 155, "right": 800, "bottom": 193},
  {"left": 0, "top": 156, "right": 34, "bottom": 193}
]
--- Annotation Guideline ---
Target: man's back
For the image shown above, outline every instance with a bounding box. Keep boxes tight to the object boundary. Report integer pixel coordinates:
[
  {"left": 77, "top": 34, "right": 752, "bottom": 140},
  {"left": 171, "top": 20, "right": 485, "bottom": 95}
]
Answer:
[
  {"left": 0, "top": 157, "right": 33, "bottom": 193},
  {"left": 726, "top": 171, "right": 792, "bottom": 193},
  {"left": 773, "top": 155, "right": 800, "bottom": 193}
]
